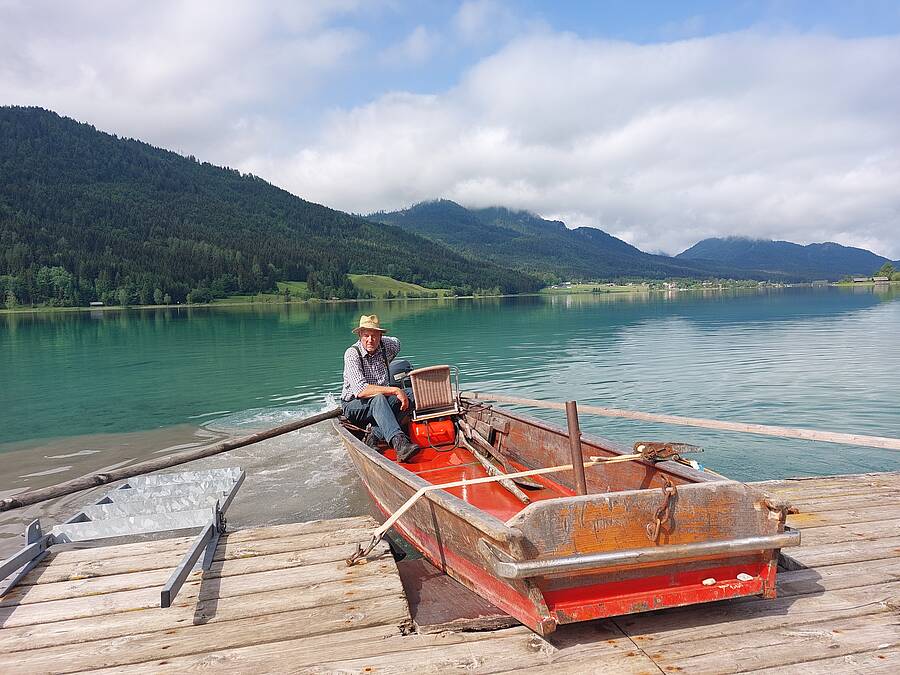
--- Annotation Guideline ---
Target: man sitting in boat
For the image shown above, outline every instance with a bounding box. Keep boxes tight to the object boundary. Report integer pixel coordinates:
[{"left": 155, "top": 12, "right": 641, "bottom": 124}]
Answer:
[{"left": 341, "top": 314, "right": 421, "bottom": 462}]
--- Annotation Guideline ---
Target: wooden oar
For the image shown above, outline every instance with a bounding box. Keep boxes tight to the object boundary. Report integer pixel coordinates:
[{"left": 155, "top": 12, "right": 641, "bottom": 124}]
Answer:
[
  {"left": 461, "top": 392, "right": 900, "bottom": 452},
  {"left": 456, "top": 435, "right": 531, "bottom": 504},
  {"left": 457, "top": 418, "right": 544, "bottom": 489},
  {"left": 0, "top": 407, "right": 343, "bottom": 513}
]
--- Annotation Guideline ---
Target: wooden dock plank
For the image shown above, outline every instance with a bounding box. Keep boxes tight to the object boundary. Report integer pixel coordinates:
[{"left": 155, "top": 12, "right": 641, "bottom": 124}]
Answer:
[
  {"left": 290, "top": 625, "right": 661, "bottom": 675},
  {"left": 788, "top": 518, "right": 900, "bottom": 547},
  {"left": 755, "top": 472, "right": 900, "bottom": 492},
  {"left": 0, "top": 563, "right": 402, "bottom": 653},
  {"left": 28, "top": 515, "right": 373, "bottom": 570},
  {"left": 24, "top": 523, "right": 374, "bottom": 584},
  {"left": 2, "top": 541, "right": 367, "bottom": 606},
  {"left": 1, "top": 472, "right": 899, "bottom": 674},
  {"left": 615, "top": 580, "right": 899, "bottom": 646},
  {"left": 782, "top": 535, "right": 900, "bottom": 570},
  {"left": 750, "top": 647, "right": 900, "bottom": 674},
  {"left": 782, "top": 493, "right": 900, "bottom": 513},
  {"left": 3, "top": 593, "right": 411, "bottom": 674},
  {"left": 0, "top": 552, "right": 397, "bottom": 628},
  {"left": 85, "top": 624, "right": 406, "bottom": 674},
  {"left": 649, "top": 612, "right": 900, "bottom": 673},
  {"left": 774, "top": 557, "right": 900, "bottom": 597},
  {"left": 787, "top": 505, "right": 900, "bottom": 529}
]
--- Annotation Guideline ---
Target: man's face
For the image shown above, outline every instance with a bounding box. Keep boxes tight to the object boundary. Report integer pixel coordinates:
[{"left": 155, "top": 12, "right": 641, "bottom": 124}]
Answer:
[{"left": 358, "top": 329, "right": 382, "bottom": 354}]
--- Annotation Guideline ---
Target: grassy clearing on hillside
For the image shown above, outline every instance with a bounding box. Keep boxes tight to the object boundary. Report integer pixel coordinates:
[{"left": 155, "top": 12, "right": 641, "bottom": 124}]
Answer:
[
  {"left": 349, "top": 274, "right": 449, "bottom": 298},
  {"left": 212, "top": 281, "right": 310, "bottom": 305},
  {"left": 540, "top": 283, "right": 649, "bottom": 294},
  {"left": 212, "top": 276, "right": 451, "bottom": 304},
  {"left": 277, "top": 281, "right": 309, "bottom": 295}
]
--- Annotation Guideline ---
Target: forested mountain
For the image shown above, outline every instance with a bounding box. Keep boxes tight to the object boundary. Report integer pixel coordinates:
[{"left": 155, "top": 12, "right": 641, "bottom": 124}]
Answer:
[
  {"left": 370, "top": 200, "right": 765, "bottom": 282},
  {"left": 677, "top": 237, "right": 898, "bottom": 279},
  {"left": 0, "top": 107, "right": 540, "bottom": 307}
]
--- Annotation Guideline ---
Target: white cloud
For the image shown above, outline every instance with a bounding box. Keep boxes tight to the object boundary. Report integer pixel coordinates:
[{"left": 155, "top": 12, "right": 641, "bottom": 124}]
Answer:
[
  {"left": 3, "top": 4, "right": 898, "bottom": 260},
  {"left": 379, "top": 25, "right": 440, "bottom": 66},
  {"left": 453, "top": 0, "right": 524, "bottom": 44},
  {"left": 0, "top": 0, "right": 365, "bottom": 161},
  {"left": 249, "top": 30, "right": 900, "bottom": 258}
]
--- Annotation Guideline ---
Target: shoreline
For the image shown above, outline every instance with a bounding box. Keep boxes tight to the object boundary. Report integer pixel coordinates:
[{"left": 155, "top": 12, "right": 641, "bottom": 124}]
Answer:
[{"left": 3, "top": 281, "right": 895, "bottom": 316}]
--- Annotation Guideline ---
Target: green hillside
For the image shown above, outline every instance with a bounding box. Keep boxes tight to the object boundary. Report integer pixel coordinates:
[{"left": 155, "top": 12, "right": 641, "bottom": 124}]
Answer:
[
  {"left": 370, "top": 200, "right": 762, "bottom": 283},
  {"left": 0, "top": 107, "right": 541, "bottom": 308},
  {"left": 349, "top": 274, "right": 449, "bottom": 298}
]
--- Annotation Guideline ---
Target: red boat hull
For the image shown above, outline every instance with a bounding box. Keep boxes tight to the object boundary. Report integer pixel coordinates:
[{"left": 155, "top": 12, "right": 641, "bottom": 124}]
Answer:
[{"left": 335, "top": 402, "right": 797, "bottom": 635}]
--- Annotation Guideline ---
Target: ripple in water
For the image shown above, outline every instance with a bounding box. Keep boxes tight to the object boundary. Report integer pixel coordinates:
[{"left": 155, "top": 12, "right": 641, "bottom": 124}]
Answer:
[{"left": 185, "top": 395, "right": 369, "bottom": 531}]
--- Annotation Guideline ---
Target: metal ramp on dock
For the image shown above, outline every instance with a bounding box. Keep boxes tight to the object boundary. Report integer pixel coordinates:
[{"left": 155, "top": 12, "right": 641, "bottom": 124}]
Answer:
[{"left": 0, "top": 467, "right": 244, "bottom": 607}]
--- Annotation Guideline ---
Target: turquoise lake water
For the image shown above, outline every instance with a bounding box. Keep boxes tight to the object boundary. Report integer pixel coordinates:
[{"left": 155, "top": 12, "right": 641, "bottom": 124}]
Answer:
[{"left": 2, "top": 286, "right": 898, "bottom": 479}]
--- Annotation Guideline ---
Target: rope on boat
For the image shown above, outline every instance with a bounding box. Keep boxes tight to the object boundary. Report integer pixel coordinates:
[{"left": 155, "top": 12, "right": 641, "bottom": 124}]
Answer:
[
  {"left": 460, "top": 392, "right": 900, "bottom": 452},
  {"left": 346, "top": 453, "right": 650, "bottom": 565}
]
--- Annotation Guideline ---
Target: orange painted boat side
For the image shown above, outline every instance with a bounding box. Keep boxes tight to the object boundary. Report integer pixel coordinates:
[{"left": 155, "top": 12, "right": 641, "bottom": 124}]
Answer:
[{"left": 334, "top": 400, "right": 797, "bottom": 635}]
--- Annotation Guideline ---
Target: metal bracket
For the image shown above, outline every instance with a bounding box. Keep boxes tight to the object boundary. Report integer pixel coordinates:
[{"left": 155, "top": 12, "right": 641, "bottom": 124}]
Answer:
[
  {"left": 0, "top": 520, "right": 54, "bottom": 597},
  {"left": 160, "top": 501, "right": 225, "bottom": 608}
]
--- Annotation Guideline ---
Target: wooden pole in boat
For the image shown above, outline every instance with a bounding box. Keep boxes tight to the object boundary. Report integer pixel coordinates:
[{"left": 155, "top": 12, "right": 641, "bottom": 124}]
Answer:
[
  {"left": 461, "top": 391, "right": 900, "bottom": 453},
  {"left": 0, "top": 407, "right": 343, "bottom": 513},
  {"left": 566, "top": 401, "right": 588, "bottom": 495}
]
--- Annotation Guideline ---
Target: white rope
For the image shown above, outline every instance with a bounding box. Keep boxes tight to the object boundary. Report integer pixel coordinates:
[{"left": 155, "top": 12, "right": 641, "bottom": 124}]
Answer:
[{"left": 349, "top": 453, "right": 641, "bottom": 563}]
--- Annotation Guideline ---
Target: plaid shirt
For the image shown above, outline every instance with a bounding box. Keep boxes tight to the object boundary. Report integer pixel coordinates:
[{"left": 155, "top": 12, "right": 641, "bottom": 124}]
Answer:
[{"left": 341, "top": 336, "right": 401, "bottom": 401}]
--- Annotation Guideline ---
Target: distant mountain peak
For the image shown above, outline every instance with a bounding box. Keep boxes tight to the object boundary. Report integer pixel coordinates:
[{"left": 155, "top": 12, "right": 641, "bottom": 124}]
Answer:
[
  {"left": 677, "top": 236, "right": 893, "bottom": 279},
  {"left": 369, "top": 199, "right": 747, "bottom": 282}
]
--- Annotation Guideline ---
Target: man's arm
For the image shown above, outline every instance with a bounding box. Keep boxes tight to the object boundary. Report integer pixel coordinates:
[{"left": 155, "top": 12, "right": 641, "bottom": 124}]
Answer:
[{"left": 356, "top": 383, "right": 410, "bottom": 411}]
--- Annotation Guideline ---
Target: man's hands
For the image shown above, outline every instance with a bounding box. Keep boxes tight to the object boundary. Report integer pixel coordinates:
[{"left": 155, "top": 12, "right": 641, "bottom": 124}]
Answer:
[
  {"left": 357, "top": 384, "right": 410, "bottom": 411},
  {"left": 395, "top": 387, "right": 410, "bottom": 411}
]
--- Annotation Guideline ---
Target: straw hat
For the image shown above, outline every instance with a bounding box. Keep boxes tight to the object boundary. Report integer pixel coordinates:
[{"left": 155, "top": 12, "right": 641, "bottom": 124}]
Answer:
[{"left": 352, "top": 314, "right": 388, "bottom": 335}]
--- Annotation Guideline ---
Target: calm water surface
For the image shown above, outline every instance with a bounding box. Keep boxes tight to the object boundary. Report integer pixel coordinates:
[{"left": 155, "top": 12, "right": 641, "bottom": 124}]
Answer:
[{"left": 1, "top": 287, "right": 898, "bottom": 551}]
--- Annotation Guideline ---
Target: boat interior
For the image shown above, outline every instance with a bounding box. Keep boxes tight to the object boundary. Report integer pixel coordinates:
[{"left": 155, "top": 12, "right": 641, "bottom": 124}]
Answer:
[
  {"left": 341, "top": 361, "right": 705, "bottom": 525},
  {"left": 339, "top": 363, "right": 795, "bottom": 632}
]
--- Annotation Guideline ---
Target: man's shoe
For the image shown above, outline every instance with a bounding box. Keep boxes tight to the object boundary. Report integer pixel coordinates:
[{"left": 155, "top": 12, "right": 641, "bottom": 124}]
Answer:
[
  {"left": 392, "top": 433, "right": 420, "bottom": 463},
  {"left": 362, "top": 424, "right": 380, "bottom": 449}
]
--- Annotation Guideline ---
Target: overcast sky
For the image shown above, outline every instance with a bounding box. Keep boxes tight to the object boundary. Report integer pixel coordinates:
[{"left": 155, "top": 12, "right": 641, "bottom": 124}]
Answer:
[{"left": 2, "top": 1, "right": 899, "bottom": 257}]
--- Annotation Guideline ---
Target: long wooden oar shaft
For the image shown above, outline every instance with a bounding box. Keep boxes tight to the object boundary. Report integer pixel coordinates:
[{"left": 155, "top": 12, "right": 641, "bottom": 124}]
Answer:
[
  {"left": 461, "top": 392, "right": 900, "bottom": 452},
  {"left": 0, "top": 407, "right": 343, "bottom": 513}
]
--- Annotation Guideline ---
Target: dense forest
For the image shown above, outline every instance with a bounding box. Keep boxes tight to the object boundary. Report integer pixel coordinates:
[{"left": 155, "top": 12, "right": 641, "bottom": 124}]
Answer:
[{"left": 0, "top": 107, "right": 541, "bottom": 308}]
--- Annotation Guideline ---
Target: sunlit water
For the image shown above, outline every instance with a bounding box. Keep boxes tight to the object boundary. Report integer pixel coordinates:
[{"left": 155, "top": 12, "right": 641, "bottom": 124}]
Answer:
[{"left": 1, "top": 287, "right": 898, "bottom": 554}]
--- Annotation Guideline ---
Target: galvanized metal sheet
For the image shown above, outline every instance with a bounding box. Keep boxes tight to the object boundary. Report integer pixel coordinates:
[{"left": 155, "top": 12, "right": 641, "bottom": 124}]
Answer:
[
  {"left": 51, "top": 508, "right": 213, "bottom": 542},
  {"left": 124, "top": 467, "right": 243, "bottom": 488},
  {"left": 104, "top": 480, "right": 236, "bottom": 502},
  {"left": 81, "top": 493, "right": 223, "bottom": 520}
]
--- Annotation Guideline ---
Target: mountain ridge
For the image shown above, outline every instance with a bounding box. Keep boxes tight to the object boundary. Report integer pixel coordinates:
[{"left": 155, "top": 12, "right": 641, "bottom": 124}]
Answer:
[
  {"left": 370, "top": 199, "right": 746, "bottom": 282},
  {"left": 372, "top": 200, "right": 800, "bottom": 282},
  {"left": 0, "top": 107, "right": 541, "bottom": 307},
  {"left": 678, "top": 236, "right": 897, "bottom": 278}
]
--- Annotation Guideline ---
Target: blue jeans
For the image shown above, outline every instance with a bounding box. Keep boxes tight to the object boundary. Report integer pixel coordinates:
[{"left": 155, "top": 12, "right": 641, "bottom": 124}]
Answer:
[{"left": 342, "top": 388, "right": 414, "bottom": 444}]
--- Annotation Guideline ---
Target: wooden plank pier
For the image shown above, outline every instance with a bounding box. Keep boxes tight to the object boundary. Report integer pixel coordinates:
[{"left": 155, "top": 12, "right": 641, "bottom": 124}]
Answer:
[{"left": 1, "top": 471, "right": 898, "bottom": 673}]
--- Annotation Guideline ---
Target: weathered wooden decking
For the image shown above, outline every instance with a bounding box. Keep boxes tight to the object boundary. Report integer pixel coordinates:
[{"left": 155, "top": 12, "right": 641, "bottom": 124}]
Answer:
[{"left": 0, "top": 471, "right": 898, "bottom": 673}]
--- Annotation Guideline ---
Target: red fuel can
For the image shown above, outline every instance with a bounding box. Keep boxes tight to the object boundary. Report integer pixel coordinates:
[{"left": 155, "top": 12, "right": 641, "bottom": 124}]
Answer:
[{"left": 409, "top": 418, "right": 456, "bottom": 448}]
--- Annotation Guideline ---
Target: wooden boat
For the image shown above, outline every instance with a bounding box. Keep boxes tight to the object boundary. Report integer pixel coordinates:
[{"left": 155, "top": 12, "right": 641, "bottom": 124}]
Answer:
[{"left": 334, "top": 366, "right": 799, "bottom": 636}]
